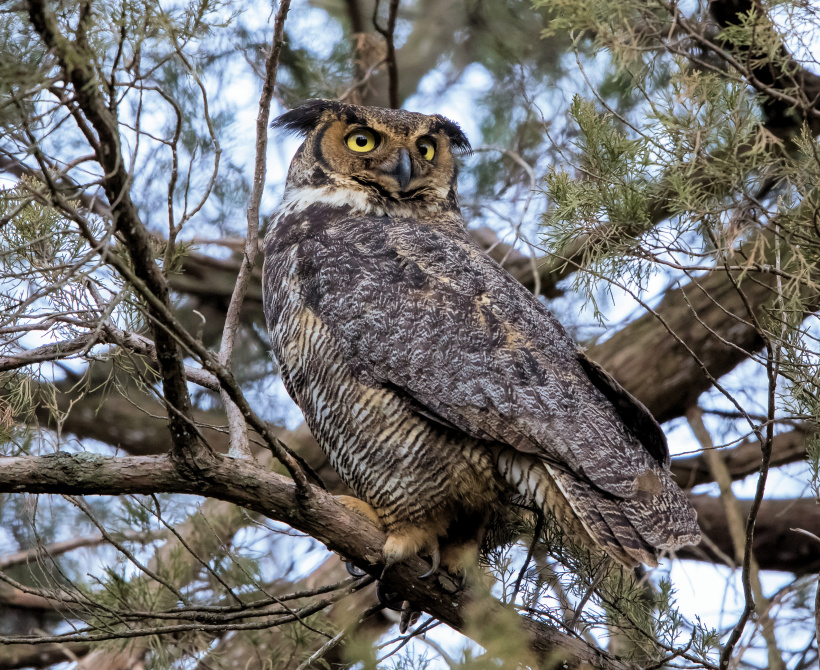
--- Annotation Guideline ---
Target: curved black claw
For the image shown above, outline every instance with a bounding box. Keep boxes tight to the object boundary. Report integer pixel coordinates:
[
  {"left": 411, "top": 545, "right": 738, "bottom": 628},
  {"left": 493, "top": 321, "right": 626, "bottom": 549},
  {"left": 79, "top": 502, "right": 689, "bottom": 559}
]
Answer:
[
  {"left": 380, "top": 556, "right": 397, "bottom": 581},
  {"left": 346, "top": 561, "right": 367, "bottom": 577},
  {"left": 418, "top": 547, "right": 440, "bottom": 579},
  {"left": 399, "top": 601, "right": 420, "bottom": 634},
  {"left": 376, "top": 581, "right": 405, "bottom": 611}
]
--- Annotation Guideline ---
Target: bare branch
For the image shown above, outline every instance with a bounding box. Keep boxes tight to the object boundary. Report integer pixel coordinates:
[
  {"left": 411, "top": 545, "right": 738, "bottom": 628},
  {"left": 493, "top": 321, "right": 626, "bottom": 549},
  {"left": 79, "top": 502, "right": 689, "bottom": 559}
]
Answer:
[
  {"left": 671, "top": 425, "right": 811, "bottom": 489},
  {"left": 0, "top": 529, "right": 155, "bottom": 570},
  {"left": 0, "top": 334, "right": 98, "bottom": 372},
  {"left": 373, "top": 0, "right": 400, "bottom": 109},
  {"left": 687, "top": 408, "right": 783, "bottom": 670},
  {"left": 681, "top": 496, "right": 820, "bottom": 574},
  {"left": 219, "top": 0, "right": 291, "bottom": 459},
  {"left": 0, "top": 452, "right": 638, "bottom": 670}
]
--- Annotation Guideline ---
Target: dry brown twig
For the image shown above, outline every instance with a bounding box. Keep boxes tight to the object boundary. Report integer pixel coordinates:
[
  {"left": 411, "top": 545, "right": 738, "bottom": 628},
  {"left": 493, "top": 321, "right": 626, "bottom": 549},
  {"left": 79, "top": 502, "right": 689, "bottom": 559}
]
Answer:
[{"left": 218, "top": 0, "right": 291, "bottom": 460}]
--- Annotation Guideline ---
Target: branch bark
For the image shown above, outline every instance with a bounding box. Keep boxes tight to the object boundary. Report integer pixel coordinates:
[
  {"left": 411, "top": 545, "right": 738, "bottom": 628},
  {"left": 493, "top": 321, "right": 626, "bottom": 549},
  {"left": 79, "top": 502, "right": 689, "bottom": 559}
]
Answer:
[
  {"left": 670, "top": 425, "right": 811, "bottom": 489},
  {"left": 25, "top": 0, "right": 200, "bottom": 463},
  {"left": 587, "top": 269, "right": 778, "bottom": 423},
  {"left": 0, "top": 452, "right": 637, "bottom": 670},
  {"left": 682, "top": 495, "right": 820, "bottom": 574}
]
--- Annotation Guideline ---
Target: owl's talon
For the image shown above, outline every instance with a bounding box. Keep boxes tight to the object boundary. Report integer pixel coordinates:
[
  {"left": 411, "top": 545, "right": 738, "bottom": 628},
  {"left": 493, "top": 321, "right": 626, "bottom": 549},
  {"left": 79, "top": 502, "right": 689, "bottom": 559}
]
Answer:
[
  {"left": 380, "top": 556, "right": 397, "bottom": 580},
  {"left": 418, "top": 547, "right": 440, "bottom": 578},
  {"left": 399, "top": 601, "right": 420, "bottom": 633},
  {"left": 346, "top": 561, "right": 367, "bottom": 577},
  {"left": 376, "top": 581, "right": 405, "bottom": 611}
]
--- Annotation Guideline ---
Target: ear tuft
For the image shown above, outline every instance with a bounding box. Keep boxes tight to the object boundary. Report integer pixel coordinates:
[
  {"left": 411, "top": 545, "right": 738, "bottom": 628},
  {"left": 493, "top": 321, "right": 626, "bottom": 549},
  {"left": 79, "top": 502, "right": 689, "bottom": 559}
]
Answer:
[
  {"left": 271, "top": 99, "right": 342, "bottom": 135},
  {"left": 437, "top": 116, "right": 471, "bottom": 155}
]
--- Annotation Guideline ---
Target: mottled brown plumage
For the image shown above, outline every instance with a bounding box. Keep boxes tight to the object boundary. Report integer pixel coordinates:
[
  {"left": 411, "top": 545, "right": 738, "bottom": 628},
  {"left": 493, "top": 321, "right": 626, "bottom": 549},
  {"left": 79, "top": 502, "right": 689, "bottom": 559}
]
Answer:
[{"left": 263, "top": 100, "right": 701, "bottom": 574}]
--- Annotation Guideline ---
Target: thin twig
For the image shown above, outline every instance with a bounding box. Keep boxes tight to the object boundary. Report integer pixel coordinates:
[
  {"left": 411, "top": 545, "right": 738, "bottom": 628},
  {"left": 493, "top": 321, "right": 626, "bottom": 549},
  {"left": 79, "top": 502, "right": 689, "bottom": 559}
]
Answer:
[
  {"left": 218, "top": 0, "right": 292, "bottom": 459},
  {"left": 339, "top": 57, "right": 387, "bottom": 102},
  {"left": 511, "top": 512, "right": 544, "bottom": 604},
  {"left": 294, "top": 602, "right": 384, "bottom": 670},
  {"left": 688, "top": 410, "right": 782, "bottom": 670}
]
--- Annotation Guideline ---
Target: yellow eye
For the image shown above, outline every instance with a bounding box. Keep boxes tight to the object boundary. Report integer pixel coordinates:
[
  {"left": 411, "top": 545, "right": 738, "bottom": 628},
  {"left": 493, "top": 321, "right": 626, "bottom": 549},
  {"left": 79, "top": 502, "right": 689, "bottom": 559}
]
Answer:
[
  {"left": 346, "top": 129, "right": 379, "bottom": 153},
  {"left": 417, "top": 137, "right": 436, "bottom": 161}
]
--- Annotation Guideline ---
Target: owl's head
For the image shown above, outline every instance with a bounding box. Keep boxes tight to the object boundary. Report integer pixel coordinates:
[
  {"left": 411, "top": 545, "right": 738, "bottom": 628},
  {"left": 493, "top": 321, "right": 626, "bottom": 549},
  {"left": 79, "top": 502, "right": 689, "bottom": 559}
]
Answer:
[{"left": 272, "top": 100, "right": 470, "bottom": 215}]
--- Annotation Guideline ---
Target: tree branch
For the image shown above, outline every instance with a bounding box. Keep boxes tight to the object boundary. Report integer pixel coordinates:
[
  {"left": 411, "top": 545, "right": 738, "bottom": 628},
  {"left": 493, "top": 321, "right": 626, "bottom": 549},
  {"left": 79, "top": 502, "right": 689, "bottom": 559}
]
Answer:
[
  {"left": 588, "top": 268, "right": 779, "bottom": 423},
  {"left": 682, "top": 495, "right": 820, "bottom": 574},
  {"left": 0, "top": 452, "right": 637, "bottom": 670},
  {"left": 25, "top": 0, "right": 200, "bottom": 463},
  {"left": 0, "top": 529, "right": 155, "bottom": 570},
  {"left": 372, "top": 0, "right": 400, "bottom": 109},
  {"left": 687, "top": 408, "right": 783, "bottom": 670},
  {"left": 219, "top": 0, "right": 291, "bottom": 459},
  {"left": 670, "top": 425, "right": 812, "bottom": 489}
]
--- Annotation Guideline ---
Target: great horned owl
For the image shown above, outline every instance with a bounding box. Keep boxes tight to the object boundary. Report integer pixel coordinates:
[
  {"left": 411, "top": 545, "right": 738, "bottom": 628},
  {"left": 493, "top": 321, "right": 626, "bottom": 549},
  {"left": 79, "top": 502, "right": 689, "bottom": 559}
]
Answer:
[{"left": 263, "top": 100, "right": 701, "bottom": 576}]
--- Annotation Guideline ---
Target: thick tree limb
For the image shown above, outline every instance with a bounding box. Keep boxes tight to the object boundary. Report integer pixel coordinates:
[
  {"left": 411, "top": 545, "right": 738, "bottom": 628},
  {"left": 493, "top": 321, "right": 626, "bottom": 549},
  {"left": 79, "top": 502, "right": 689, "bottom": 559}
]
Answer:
[
  {"left": 2, "top": 451, "right": 814, "bottom": 664},
  {"left": 587, "top": 269, "right": 776, "bottom": 423},
  {"left": 23, "top": 377, "right": 817, "bottom": 575},
  {"left": 0, "top": 452, "right": 637, "bottom": 670},
  {"left": 670, "top": 426, "right": 811, "bottom": 489},
  {"left": 682, "top": 495, "right": 820, "bottom": 575}
]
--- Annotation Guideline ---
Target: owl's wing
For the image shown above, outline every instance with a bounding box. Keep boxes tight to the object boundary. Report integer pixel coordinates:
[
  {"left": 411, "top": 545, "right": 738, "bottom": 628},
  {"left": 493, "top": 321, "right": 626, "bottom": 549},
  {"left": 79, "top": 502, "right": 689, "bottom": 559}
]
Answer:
[
  {"left": 574, "top": 349, "right": 669, "bottom": 466},
  {"left": 313, "top": 219, "right": 656, "bottom": 493},
  {"left": 306, "top": 215, "right": 700, "bottom": 557}
]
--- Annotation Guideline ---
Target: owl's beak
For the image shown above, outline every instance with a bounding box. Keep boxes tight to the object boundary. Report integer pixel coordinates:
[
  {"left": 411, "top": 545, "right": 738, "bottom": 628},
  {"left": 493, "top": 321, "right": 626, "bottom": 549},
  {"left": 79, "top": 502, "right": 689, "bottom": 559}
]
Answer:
[{"left": 386, "top": 148, "right": 412, "bottom": 193}]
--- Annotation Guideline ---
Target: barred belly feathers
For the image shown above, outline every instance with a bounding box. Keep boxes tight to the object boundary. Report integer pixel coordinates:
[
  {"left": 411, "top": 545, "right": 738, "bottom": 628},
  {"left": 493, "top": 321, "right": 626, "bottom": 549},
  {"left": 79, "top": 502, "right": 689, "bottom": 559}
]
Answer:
[{"left": 263, "top": 100, "right": 701, "bottom": 576}]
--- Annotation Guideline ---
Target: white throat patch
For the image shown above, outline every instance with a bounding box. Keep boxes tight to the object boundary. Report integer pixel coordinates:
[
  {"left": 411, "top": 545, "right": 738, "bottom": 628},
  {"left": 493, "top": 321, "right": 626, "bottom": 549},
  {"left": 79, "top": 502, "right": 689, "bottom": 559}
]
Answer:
[{"left": 275, "top": 184, "right": 443, "bottom": 220}]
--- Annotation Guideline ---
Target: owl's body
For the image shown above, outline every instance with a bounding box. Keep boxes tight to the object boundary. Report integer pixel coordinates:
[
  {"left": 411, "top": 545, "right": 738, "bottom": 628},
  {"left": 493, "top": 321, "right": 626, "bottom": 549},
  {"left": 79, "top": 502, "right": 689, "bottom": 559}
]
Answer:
[{"left": 264, "top": 101, "right": 701, "bottom": 571}]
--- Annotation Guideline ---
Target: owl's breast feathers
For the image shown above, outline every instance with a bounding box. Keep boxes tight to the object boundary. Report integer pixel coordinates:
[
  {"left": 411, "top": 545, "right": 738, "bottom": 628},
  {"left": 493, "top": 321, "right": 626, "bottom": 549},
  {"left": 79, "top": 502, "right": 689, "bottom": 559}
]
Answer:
[{"left": 264, "top": 195, "right": 701, "bottom": 566}]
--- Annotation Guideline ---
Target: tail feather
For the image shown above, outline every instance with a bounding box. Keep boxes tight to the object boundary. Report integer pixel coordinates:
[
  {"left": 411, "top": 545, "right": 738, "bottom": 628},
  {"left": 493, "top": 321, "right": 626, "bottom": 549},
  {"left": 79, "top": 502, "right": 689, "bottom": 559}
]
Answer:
[
  {"left": 496, "top": 449, "right": 699, "bottom": 567},
  {"left": 544, "top": 463, "right": 657, "bottom": 567},
  {"left": 619, "top": 483, "right": 702, "bottom": 550}
]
